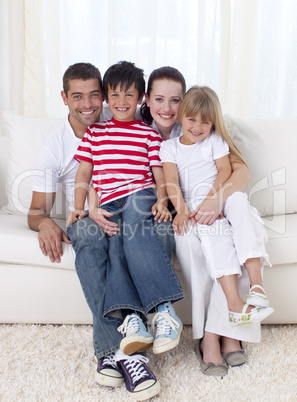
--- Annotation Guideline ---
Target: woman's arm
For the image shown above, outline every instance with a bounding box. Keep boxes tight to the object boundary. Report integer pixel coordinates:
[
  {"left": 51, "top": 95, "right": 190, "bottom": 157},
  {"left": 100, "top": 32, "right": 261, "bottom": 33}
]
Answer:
[{"left": 190, "top": 158, "right": 250, "bottom": 225}]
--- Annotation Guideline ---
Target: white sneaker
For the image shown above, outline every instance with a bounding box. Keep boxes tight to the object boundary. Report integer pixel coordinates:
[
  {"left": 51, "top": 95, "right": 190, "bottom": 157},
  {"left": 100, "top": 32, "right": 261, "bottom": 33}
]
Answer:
[
  {"left": 247, "top": 285, "right": 270, "bottom": 308},
  {"left": 229, "top": 303, "right": 275, "bottom": 327}
]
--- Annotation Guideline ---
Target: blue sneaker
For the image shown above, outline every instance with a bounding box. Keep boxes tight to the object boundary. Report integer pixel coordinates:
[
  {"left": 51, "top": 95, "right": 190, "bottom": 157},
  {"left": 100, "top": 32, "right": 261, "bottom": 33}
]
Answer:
[
  {"left": 152, "top": 302, "right": 183, "bottom": 354},
  {"left": 114, "top": 351, "right": 160, "bottom": 401},
  {"left": 117, "top": 314, "right": 154, "bottom": 355}
]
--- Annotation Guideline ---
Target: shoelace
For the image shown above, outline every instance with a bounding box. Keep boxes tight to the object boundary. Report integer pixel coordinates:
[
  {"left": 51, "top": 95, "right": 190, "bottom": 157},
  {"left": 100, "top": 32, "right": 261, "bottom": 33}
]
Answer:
[
  {"left": 117, "top": 314, "right": 140, "bottom": 336},
  {"left": 115, "top": 352, "right": 150, "bottom": 384},
  {"left": 102, "top": 353, "right": 118, "bottom": 369},
  {"left": 152, "top": 311, "right": 180, "bottom": 337}
]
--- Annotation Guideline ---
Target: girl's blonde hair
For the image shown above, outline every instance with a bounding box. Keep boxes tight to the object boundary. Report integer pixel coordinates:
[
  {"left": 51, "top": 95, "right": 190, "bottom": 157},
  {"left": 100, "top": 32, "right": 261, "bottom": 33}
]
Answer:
[{"left": 178, "top": 86, "right": 247, "bottom": 166}]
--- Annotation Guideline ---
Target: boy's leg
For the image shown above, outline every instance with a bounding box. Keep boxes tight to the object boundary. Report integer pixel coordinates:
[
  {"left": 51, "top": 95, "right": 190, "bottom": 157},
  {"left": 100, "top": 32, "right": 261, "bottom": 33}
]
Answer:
[{"left": 121, "top": 188, "right": 183, "bottom": 314}]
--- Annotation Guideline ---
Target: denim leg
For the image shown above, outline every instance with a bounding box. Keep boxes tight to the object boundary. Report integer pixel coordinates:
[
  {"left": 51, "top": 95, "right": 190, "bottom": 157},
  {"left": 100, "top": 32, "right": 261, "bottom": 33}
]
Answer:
[
  {"left": 67, "top": 217, "right": 122, "bottom": 359},
  {"left": 103, "top": 210, "right": 145, "bottom": 317},
  {"left": 153, "top": 219, "right": 175, "bottom": 260},
  {"left": 117, "top": 189, "right": 183, "bottom": 314}
]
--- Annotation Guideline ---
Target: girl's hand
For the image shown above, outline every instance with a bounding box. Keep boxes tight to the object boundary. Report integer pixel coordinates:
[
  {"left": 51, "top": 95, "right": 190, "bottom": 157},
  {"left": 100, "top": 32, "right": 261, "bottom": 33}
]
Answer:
[
  {"left": 173, "top": 213, "right": 191, "bottom": 235},
  {"left": 67, "top": 209, "right": 86, "bottom": 226},
  {"left": 152, "top": 202, "right": 172, "bottom": 223},
  {"left": 190, "top": 197, "right": 223, "bottom": 226}
]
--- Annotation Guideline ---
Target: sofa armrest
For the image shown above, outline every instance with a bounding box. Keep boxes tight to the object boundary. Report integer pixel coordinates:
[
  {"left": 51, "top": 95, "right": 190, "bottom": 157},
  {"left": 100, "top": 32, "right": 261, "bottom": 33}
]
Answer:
[{"left": 0, "top": 136, "right": 8, "bottom": 208}]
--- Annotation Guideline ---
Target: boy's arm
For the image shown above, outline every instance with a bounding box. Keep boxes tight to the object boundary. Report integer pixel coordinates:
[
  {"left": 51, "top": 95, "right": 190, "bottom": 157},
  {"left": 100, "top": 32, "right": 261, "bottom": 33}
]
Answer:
[
  {"left": 67, "top": 160, "right": 93, "bottom": 225},
  {"left": 162, "top": 162, "right": 191, "bottom": 235},
  {"left": 151, "top": 166, "right": 172, "bottom": 223}
]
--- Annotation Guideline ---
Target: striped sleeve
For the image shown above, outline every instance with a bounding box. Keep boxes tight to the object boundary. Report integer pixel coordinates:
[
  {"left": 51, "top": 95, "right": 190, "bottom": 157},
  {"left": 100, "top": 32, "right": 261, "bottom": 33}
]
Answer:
[
  {"left": 147, "top": 129, "right": 163, "bottom": 167},
  {"left": 74, "top": 128, "right": 94, "bottom": 164}
]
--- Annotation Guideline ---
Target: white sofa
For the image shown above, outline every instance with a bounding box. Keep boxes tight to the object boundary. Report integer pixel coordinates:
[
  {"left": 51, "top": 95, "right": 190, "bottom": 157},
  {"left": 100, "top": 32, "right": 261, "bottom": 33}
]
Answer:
[{"left": 1, "top": 112, "right": 297, "bottom": 325}]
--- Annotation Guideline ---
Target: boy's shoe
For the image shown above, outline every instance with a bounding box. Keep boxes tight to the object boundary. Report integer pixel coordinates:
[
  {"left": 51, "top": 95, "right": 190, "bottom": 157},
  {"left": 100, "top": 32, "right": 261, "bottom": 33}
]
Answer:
[
  {"left": 114, "top": 351, "right": 160, "bottom": 401},
  {"left": 247, "top": 284, "right": 270, "bottom": 308},
  {"left": 229, "top": 304, "right": 275, "bottom": 327},
  {"left": 151, "top": 302, "right": 183, "bottom": 354},
  {"left": 95, "top": 353, "right": 124, "bottom": 387},
  {"left": 117, "top": 314, "right": 154, "bottom": 355}
]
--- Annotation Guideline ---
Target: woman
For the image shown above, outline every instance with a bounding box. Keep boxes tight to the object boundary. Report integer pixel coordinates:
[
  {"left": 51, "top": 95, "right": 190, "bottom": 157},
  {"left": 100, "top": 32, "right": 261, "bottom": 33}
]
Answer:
[{"left": 141, "top": 66, "right": 260, "bottom": 377}]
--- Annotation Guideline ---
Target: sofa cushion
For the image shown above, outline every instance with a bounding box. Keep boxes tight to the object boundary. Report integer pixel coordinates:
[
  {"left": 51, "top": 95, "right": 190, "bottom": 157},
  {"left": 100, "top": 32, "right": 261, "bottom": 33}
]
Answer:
[
  {"left": 0, "top": 214, "right": 75, "bottom": 270},
  {"left": 224, "top": 114, "right": 297, "bottom": 217},
  {"left": 2, "top": 112, "right": 62, "bottom": 216}
]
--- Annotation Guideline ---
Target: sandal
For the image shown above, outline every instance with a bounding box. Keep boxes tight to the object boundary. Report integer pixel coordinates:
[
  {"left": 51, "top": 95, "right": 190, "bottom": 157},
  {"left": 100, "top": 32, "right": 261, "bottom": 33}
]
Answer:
[
  {"left": 229, "top": 304, "right": 275, "bottom": 327},
  {"left": 195, "top": 339, "right": 228, "bottom": 378},
  {"left": 247, "top": 285, "right": 270, "bottom": 308}
]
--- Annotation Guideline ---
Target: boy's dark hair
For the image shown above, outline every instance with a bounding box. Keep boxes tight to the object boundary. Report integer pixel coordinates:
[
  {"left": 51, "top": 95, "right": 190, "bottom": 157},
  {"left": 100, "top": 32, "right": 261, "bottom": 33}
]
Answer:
[
  {"left": 103, "top": 61, "right": 145, "bottom": 101},
  {"left": 63, "top": 62, "right": 103, "bottom": 95},
  {"left": 141, "top": 66, "right": 186, "bottom": 125}
]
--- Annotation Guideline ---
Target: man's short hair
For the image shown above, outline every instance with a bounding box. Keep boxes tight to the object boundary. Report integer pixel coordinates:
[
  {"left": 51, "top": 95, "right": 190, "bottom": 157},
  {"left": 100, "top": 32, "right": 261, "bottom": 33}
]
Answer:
[
  {"left": 63, "top": 62, "right": 103, "bottom": 95},
  {"left": 103, "top": 61, "right": 145, "bottom": 101}
]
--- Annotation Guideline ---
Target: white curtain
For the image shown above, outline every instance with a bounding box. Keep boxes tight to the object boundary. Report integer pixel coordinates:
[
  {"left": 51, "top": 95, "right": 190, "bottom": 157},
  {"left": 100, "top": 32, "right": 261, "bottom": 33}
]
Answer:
[{"left": 1, "top": 0, "right": 297, "bottom": 135}]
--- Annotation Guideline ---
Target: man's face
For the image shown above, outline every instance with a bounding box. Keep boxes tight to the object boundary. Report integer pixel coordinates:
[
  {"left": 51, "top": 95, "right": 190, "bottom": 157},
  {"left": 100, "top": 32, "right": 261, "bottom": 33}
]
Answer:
[{"left": 61, "top": 78, "right": 103, "bottom": 135}]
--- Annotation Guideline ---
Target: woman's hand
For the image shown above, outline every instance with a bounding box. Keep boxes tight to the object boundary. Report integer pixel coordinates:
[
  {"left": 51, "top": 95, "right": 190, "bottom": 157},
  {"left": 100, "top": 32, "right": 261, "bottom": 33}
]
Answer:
[
  {"left": 173, "top": 212, "right": 191, "bottom": 235},
  {"left": 190, "top": 197, "right": 223, "bottom": 226},
  {"left": 152, "top": 202, "right": 172, "bottom": 223}
]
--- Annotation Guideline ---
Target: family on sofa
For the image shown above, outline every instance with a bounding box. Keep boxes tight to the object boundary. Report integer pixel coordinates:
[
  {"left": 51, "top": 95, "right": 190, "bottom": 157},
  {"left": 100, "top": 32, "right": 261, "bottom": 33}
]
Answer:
[{"left": 25, "top": 61, "right": 274, "bottom": 401}]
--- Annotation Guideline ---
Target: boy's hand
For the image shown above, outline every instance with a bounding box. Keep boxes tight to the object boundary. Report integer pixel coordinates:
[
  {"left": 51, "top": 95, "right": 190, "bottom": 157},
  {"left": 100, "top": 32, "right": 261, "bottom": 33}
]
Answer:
[
  {"left": 152, "top": 202, "right": 172, "bottom": 223},
  {"left": 173, "top": 213, "right": 191, "bottom": 235},
  {"left": 67, "top": 209, "right": 86, "bottom": 226}
]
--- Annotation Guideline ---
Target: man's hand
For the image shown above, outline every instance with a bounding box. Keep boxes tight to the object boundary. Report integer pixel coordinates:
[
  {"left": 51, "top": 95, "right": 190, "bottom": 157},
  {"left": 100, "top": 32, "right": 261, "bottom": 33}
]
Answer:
[
  {"left": 38, "top": 218, "right": 71, "bottom": 263},
  {"left": 152, "top": 201, "right": 172, "bottom": 223},
  {"left": 173, "top": 213, "right": 191, "bottom": 236},
  {"left": 190, "top": 197, "right": 223, "bottom": 226},
  {"left": 89, "top": 207, "right": 120, "bottom": 236}
]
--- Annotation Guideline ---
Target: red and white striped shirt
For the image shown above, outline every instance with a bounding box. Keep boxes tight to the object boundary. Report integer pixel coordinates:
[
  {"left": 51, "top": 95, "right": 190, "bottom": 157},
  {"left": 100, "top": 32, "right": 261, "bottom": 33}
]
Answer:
[{"left": 75, "top": 118, "right": 163, "bottom": 206}]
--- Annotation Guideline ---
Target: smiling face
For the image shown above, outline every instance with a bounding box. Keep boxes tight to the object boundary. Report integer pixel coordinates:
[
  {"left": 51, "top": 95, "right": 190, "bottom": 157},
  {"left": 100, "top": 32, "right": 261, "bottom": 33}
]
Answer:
[
  {"left": 107, "top": 83, "right": 142, "bottom": 122},
  {"left": 61, "top": 78, "right": 103, "bottom": 138},
  {"left": 145, "top": 79, "right": 183, "bottom": 137},
  {"left": 180, "top": 111, "right": 213, "bottom": 145}
]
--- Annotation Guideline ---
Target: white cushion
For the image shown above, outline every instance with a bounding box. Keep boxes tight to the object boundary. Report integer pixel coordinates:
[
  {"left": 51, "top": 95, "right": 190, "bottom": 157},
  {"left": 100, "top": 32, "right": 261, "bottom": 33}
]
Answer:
[
  {"left": 2, "top": 112, "right": 62, "bottom": 215},
  {"left": 0, "top": 213, "right": 75, "bottom": 269},
  {"left": 224, "top": 114, "right": 297, "bottom": 217}
]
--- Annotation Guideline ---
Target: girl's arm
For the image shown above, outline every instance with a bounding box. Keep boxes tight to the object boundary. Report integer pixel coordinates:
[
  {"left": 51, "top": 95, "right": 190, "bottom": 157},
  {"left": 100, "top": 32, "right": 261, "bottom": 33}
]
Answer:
[
  {"left": 67, "top": 160, "right": 93, "bottom": 225},
  {"left": 151, "top": 166, "right": 172, "bottom": 223},
  {"left": 162, "top": 162, "right": 191, "bottom": 235},
  {"left": 190, "top": 154, "right": 250, "bottom": 225}
]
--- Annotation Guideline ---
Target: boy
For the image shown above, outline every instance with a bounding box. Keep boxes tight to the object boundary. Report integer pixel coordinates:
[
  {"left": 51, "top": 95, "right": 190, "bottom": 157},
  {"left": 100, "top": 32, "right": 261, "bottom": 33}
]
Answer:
[{"left": 68, "top": 61, "right": 184, "bottom": 359}]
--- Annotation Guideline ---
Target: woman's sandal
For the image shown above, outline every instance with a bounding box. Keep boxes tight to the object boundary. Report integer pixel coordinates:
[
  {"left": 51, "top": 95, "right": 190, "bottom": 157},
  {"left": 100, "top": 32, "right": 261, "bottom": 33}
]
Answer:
[
  {"left": 194, "top": 339, "right": 228, "bottom": 378},
  {"left": 221, "top": 341, "right": 247, "bottom": 367},
  {"left": 247, "top": 284, "right": 270, "bottom": 308},
  {"left": 229, "top": 304, "right": 275, "bottom": 327}
]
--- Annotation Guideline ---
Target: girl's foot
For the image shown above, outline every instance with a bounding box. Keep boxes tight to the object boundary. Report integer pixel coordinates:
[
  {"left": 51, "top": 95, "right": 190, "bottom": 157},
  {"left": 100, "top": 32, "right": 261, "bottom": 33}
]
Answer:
[
  {"left": 229, "top": 304, "right": 275, "bottom": 327},
  {"left": 247, "top": 284, "right": 270, "bottom": 308}
]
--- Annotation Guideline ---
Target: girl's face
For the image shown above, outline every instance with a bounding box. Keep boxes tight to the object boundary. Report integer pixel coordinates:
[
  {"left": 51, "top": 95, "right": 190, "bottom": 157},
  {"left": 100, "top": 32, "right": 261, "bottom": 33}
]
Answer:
[
  {"left": 180, "top": 111, "right": 212, "bottom": 145},
  {"left": 145, "top": 79, "right": 183, "bottom": 133}
]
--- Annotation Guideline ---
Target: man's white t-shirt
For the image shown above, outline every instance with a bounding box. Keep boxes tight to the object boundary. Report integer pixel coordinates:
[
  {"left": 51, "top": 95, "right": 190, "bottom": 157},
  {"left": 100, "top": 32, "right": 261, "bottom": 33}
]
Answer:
[{"left": 32, "top": 105, "right": 112, "bottom": 211}]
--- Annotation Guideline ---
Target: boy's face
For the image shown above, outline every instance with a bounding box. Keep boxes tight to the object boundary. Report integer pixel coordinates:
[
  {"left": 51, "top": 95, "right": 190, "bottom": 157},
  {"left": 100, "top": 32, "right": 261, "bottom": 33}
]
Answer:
[{"left": 106, "top": 83, "right": 143, "bottom": 122}]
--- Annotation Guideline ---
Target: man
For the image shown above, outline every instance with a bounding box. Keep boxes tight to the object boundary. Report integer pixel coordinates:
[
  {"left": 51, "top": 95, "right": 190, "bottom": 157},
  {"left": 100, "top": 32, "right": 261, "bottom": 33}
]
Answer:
[{"left": 28, "top": 62, "right": 166, "bottom": 400}]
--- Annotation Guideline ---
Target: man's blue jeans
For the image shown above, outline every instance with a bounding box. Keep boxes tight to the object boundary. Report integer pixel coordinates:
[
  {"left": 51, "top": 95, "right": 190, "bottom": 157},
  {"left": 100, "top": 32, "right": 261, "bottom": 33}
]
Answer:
[{"left": 103, "top": 188, "right": 183, "bottom": 315}]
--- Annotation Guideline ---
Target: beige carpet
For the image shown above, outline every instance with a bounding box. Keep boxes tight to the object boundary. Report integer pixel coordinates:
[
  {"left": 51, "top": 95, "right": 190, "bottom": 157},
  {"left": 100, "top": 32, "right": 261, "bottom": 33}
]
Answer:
[{"left": 0, "top": 324, "right": 296, "bottom": 401}]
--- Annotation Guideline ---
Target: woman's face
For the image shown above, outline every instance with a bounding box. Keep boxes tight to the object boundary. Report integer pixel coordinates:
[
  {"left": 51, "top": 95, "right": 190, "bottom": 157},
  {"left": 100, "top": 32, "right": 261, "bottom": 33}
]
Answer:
[{"left": 145, "top": 79, "right": 183, "bottom": 133}]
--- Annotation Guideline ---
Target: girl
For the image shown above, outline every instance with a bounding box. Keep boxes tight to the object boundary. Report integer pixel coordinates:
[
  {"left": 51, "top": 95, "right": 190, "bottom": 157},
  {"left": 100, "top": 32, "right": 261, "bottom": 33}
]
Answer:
[{"left": 160, "top": 86, "right": 274, "bottom": 330}]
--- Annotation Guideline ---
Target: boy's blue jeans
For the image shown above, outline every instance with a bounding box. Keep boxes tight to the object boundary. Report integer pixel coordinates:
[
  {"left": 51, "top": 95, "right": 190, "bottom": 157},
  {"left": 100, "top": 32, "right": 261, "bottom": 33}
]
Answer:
[
  {"left": 67, "top": 188, "right": 178, "bottom": 359},
  {"left": 103, "top": 188, "right": 183, "bottom": 316}
]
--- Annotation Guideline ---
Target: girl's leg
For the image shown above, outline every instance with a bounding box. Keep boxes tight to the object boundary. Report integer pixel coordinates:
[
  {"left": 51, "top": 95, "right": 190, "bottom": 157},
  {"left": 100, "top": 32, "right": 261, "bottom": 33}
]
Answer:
[
  {"left": 219, "top": 274, "right": 251, "bottom": 313},
  {"left": 245, "top": 257, "right": 264, "bottom": 293}
]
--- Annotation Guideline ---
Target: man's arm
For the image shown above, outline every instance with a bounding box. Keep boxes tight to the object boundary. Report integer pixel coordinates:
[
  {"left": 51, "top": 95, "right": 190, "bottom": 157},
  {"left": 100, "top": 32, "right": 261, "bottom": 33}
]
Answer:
[{"left": 28, "top": 191, "right": 71, "bottom": 263}]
